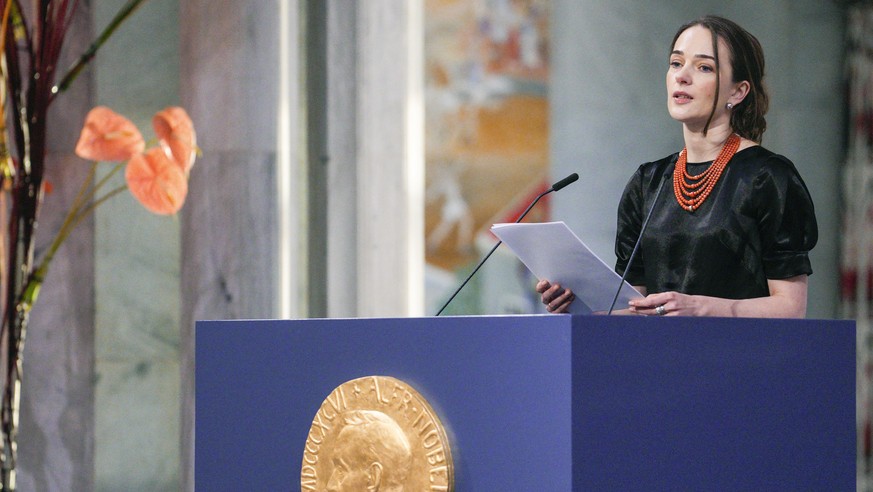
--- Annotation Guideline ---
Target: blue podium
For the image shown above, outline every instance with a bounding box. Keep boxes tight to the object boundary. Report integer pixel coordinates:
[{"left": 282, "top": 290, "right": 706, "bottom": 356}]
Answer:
[{"left": 195, "top": 315, "right": 855, "bottom": 491}]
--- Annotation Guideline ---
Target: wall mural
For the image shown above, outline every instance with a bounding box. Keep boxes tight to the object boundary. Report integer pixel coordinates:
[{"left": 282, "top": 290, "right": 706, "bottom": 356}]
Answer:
[{"left": 424, "top": 0, "right": 551, "bottom": 315}]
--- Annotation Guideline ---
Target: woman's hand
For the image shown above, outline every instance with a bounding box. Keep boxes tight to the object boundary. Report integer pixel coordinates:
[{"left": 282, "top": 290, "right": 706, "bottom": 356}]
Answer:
[
  {"left": 627, "top": 276, "right": 808, "bottom": 318},
  {"left": 628, "top": 291, "right": 698, "bottom": 316},
  {"left": 536, "top": 280, "right": 575, "bottom": 313}
]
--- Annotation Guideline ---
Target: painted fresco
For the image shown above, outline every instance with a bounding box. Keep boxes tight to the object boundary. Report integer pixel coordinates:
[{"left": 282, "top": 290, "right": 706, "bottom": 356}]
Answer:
[{"left": 425, "top": 0, "right": 551, "bottom": 314}]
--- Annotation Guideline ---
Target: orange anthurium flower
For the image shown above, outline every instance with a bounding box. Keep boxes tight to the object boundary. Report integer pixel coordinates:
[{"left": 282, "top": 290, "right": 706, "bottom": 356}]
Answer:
[
  {"left": 152, "top": 106, "right": 196, "bottom": 175},
  {"left": 125, "top": 147, "right": 188, "bottom": 215},
  {"left": 75, "top": 106, "right": 145, "bottom": 162}
]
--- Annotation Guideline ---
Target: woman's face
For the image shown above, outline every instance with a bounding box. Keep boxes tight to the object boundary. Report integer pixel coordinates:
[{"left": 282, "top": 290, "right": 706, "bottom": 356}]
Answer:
[{"left": 666, "top": 25, "right": 739, "bottom": 130}]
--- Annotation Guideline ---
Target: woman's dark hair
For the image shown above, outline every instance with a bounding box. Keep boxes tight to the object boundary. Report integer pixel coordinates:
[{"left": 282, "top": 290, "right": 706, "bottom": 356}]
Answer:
[{"left": 670, "top": 16, "right": 768, "bottom": 143}]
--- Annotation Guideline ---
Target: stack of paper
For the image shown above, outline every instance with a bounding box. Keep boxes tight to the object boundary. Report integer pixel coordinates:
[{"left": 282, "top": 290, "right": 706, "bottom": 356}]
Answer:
[{"left": 491, "top": 221, "right": 643, "bottom": 315}]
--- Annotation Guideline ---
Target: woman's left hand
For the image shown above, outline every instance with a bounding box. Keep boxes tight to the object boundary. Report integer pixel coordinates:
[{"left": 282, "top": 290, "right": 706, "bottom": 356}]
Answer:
[
  {"left": 627, "top": 276, "right": 808, "bottom": 318},
  {"left": 628, "top": 291, "right": 699, "bottom": 317}
]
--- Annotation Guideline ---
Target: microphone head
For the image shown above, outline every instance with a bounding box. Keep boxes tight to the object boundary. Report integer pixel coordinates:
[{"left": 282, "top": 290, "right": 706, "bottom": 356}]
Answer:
[{"left": 551, "top": 172, "right": 579, "bottom": 192}]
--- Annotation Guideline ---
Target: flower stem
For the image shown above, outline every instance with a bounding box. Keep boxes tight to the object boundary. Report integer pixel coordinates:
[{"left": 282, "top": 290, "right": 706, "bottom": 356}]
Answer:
[
  {"left": 20, "top": 162, "right": 124, "bottom": 309},
  {"left": 70, "top": 184, "right": 127, "bottom": 231},
  {"left": 52, "top": 0, "right": 151, "bottom": 95}
]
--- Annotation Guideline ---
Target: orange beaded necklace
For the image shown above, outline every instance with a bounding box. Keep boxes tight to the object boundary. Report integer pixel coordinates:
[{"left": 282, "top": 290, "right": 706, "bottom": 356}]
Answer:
[{"left": 673, "top": 133, "right": 741, "bottom": 212}]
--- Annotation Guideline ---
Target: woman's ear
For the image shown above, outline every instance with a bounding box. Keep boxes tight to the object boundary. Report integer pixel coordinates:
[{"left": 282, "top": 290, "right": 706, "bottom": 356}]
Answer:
[{"left": 729, "top": 80, "right": 751, "bottom": 107}]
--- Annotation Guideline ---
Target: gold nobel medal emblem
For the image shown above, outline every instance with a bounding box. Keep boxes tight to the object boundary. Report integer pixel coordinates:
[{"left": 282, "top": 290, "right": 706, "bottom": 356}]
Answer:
[{"left": 300, "top": 375, "right": 454, "bottom": 491}]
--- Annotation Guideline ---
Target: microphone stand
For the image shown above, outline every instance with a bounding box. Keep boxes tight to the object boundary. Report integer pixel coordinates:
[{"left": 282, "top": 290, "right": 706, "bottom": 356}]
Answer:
[
  {"left": 607, "top": 170, "right": 670, "bottom": 315},
  {"left": 435, "top": 173, "right": 578, "bottom": 316}
]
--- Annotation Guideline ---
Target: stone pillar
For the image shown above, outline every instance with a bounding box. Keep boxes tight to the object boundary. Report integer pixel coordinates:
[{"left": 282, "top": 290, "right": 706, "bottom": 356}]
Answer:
[
  {"left": 329, "top": 1, "right": 424, "bottom": 318},
  {"left": 178, "top": 1, "right": 291, "bottom": 489},
  {"left": 355, "top": 1, "right": 424, "bottom": 317},
  {"left": 325, "top": 2, "right": 359, "bottom": 318},
  {"left": 179, "top": 0, "right": 424, "bottom": 487}
]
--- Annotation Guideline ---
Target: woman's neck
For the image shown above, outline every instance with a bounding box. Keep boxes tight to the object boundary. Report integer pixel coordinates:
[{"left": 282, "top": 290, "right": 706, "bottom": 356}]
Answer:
[{"left": 682, "top": 123, "right": 735, "bottom": 162}]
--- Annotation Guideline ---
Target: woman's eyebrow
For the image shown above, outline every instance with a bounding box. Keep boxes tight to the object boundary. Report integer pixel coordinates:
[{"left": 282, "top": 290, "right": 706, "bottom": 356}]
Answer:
[{"left": 671, "top": 49, "right": 716, "bottom": 61}]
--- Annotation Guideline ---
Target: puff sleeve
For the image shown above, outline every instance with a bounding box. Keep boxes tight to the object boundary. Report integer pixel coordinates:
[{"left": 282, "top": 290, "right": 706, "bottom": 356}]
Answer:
[{"left": 753, "top": 155, "right": 818, "bottom": 279}]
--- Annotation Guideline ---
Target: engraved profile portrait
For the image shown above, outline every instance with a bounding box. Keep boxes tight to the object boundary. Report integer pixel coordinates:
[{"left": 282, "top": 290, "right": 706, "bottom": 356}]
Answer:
[{"left": 326, "top": 410, "right": 413, "bottom": 492}]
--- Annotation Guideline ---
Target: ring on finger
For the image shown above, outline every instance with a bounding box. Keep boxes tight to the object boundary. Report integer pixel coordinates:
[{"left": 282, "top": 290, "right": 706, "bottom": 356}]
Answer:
[{"left": 655, "top": 304, "right": 666, "bottom": 316}]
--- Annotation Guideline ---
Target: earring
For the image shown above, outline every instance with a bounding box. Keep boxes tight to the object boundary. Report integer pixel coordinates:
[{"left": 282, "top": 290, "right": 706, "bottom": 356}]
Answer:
[{"left": 726, "top": 102, "right": 734, "bottom": 110}]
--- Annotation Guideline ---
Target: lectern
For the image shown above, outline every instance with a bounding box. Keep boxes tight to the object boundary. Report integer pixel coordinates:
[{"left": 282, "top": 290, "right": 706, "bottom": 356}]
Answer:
[{"left": 195, "top": 315, "right": 854, "bottom": 490}]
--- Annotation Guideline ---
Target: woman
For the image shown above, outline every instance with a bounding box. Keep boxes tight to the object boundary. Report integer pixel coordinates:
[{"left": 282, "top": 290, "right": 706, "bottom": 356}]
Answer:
[{"left": 537, "top": 16, "right": 817, "bottom": 318}]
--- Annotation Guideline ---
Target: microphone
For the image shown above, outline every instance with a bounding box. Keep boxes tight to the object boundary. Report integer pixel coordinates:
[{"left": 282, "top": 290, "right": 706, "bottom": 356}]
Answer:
[
  {"left": 607, "top": 167, "right": 671, "bottom": 314},
  {"left": 435, "top": 173, "right": 579, "bottom": 316},
  {"left": 550, "top": 173, "right": 579, "bottom": 192}
]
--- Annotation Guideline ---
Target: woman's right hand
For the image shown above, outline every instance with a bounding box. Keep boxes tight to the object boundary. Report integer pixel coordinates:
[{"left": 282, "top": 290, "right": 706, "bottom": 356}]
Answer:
[{"left": 536, "top": 280, "right": 575, "bottom": 313}]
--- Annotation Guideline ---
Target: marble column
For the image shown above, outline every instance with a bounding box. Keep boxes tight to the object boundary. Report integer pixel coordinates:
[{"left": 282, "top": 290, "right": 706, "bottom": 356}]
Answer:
[
  {"left": 325, "top": 2, "right": 358, "bottom": 318},
  {"left": 353, "top": 1, "right": 425, "bottom": 317},
  {"left": 179, "top": 0, "right": 424, "bottom": 488},
  {"left": 179, "top": 1, "right": 288, "bottom": 489},
  {"left": 304, "top": 0, "right": 426, "bottom": 318}
]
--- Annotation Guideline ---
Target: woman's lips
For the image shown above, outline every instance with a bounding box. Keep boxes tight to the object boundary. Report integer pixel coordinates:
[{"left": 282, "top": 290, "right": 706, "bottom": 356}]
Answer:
[{"left": 673, "top": 91, "right": 693, "bottom": 103}]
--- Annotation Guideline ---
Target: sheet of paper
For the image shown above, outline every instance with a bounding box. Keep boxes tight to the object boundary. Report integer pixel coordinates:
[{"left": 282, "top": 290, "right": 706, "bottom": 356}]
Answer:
[{"left": 491, "top": 221, "right": 643, "bottom": 314}]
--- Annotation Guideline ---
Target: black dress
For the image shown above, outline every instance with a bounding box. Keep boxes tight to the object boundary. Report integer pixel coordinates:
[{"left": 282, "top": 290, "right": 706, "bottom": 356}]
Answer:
[{"left": 614, "top": 146, "right": 818, "bottom": 299}]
